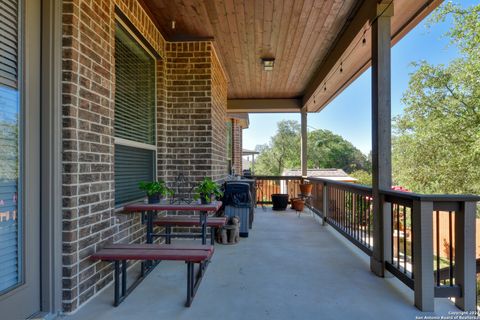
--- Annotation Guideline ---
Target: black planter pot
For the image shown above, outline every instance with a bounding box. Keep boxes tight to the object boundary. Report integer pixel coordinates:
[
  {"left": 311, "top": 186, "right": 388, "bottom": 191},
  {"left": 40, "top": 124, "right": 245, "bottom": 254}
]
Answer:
[
  {"left": 147, "top": 194, "right": 160, "bottom": 204},
  {"left": 200, "top": 193, "right": 213, "bottom": 204},
  {"left": 271, "top": 193, "right": 289, "bottom": 211}
]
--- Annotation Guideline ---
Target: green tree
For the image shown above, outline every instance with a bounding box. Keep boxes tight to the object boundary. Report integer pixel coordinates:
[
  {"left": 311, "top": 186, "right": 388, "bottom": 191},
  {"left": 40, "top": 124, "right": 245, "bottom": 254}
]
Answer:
[
  {"left": 350, "top": 170, "right": 372, "bottom": 186},
  {"left": 254, "top": 121, "right": 370, "bottom": 175},
  {"left": 254, "top": 120, "right": 300, "bottom": 175},
  {"left": 392, "top": 2, "right": 480, "bottom": 197},
  {"left": 308, "top": 129, "right": 371, "bottom": 173}
]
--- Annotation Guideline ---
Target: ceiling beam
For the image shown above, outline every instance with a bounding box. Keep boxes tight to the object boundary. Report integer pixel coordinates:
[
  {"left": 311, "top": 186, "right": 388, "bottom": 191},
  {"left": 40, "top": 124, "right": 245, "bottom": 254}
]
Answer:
[
  {"left": 302, "top": 0, "right": 375, "bottom": 109},
  {"left": 227, "top": 99, "right": 302, "bottom": 113}
]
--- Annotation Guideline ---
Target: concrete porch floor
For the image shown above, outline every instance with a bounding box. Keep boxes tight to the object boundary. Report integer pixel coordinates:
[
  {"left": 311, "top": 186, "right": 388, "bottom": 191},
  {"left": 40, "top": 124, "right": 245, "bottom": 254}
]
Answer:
[{"left": 62, "top": 207, "right": 458, "bottom": 320}]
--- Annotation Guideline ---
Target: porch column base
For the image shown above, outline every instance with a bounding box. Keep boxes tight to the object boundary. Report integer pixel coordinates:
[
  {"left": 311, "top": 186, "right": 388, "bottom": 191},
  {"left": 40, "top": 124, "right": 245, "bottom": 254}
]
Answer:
[{"left": 370, "top": 257, "right": 384, "bottom": 277}]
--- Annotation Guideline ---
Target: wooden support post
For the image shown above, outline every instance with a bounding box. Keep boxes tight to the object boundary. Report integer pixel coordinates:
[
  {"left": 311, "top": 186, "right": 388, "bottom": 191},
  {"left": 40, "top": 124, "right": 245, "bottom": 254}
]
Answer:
[
  {"left": 370, "top": 2, "right": 393, "bottom": 277},
  {"left": 454, "top": 201, "right": 477, "bottom": 311},
  {"left": 412, "top": 200, "right": 434, "bottom": 311},
  {"left": 300, "top": 107, "right": 308, "bottom": 177}
]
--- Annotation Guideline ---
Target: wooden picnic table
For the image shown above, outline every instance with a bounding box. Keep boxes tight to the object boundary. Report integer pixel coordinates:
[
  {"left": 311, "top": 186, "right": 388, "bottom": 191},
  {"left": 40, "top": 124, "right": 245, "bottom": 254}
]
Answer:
[{"left": 123, "top": 201, "right": 223, "bottom": 245}]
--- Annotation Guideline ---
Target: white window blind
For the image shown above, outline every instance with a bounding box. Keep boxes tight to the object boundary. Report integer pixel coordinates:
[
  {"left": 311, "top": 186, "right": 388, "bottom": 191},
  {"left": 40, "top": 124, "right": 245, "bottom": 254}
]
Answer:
[
  {"left": 0, "top": 0, "right": 21, "bottom": 294},
  {"left": 114, "top": 22, "right": 156, "bottom": 206}
]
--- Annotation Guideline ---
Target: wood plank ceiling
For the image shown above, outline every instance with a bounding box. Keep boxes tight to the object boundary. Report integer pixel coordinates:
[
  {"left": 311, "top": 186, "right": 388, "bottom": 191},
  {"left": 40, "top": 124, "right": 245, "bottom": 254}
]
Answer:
[{"left": 143, "top": 0, "right": 358, "bottom": 100}]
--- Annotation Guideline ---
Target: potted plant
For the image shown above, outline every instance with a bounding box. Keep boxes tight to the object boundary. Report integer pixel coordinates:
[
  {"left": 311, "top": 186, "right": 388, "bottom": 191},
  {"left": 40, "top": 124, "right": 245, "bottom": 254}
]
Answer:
[
  {"left": 291, "top": 198, "right": 305, "bottom": 211},
  {"left": 139, "top": 180, "right": 173, "bottom": 204},
  {"left": 194, "top": 178, "right": 223, "bottom": 204},
  {"left": 299, "top": 182, "right": 313, "bottom": 196}
]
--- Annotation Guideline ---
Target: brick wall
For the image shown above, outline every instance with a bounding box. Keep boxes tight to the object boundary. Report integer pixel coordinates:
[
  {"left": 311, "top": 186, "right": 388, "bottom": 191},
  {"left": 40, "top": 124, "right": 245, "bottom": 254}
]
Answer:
[
  {"left": 165, "top": 42, "right": 228, "bottom": 186},
  {"left": 61, "top": 0, "right": 165, "bottom": 312},
  {"left": 232, "top": 119, "right": 243, "bottom": 174},
  {"left": 61, "top": 0, "right": 228, "bottom": 313}
]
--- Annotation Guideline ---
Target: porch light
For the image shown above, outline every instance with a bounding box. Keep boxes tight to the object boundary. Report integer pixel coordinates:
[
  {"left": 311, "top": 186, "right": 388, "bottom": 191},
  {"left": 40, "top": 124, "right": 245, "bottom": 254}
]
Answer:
[{"left": 262, "top": 58, "right": 275, "bottom": 71}]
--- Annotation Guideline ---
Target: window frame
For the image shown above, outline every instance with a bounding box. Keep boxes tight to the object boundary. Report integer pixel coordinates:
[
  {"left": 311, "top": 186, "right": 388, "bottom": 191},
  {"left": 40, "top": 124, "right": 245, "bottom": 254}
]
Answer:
[{"left": 113, "top": 17, "right": 158, "bottom": 208}]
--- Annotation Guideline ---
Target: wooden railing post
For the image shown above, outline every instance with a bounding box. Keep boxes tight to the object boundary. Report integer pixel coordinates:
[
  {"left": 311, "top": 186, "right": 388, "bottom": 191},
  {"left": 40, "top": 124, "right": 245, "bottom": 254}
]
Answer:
[
  {"left": 322, "top": 182, "right": 328, "bottom": 226},
  {"left": 454, "top": 201, "right": 476, "bottom": 311},
  {"left": 412, "top": 200, "right": 434, "bottom": 311}
]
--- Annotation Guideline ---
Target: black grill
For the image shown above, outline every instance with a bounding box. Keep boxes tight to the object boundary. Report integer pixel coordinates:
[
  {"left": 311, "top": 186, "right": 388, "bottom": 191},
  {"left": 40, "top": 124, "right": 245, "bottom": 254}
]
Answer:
[{"left": 224, "top": 182, "right": 251, "bottom": 208}]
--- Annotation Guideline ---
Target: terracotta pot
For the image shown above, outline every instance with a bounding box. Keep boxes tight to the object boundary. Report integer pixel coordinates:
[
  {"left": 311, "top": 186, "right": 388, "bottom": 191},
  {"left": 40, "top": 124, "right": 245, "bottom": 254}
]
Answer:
[
  {"left": 292, "top": 198, "right": 305, "bottom": 211},
  {"left": 290, "top": 197, "right": 300, "bottom": 209},
  {"left": 299, "top": 183, "right": 313, "bottom": 196}
]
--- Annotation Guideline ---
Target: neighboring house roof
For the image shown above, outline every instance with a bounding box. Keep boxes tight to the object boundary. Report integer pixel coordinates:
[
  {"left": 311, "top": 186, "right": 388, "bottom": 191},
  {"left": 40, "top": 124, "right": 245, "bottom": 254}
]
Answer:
[{"left": 282, "top": 168, "right": 358, "bottom": 182}]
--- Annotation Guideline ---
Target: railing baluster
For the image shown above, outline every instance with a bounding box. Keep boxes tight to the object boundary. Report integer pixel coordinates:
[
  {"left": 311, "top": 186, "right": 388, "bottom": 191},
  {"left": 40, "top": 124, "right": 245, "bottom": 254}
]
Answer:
[
  {"left": 338, "top": 188, "right": 341, "bottom": 228},
  {"left": 351, "top": 192, "right": 354, "bottom": 236},
  {"left": 353, "top": 193, "right": 357, "bottom": 239},
  {"left": 448, "top": 211, "right": 453, "bottom": 286},
  {"left": 367, "top": 197, "right": 371, "bottom": 248},
  {"left": 436, "top": 210, "right": 440, "bottom": 287},
  {"left": 360, "top": 195, "right": 364, "bottom": 245},
  {"left": 341, "top": 189, "right": 344, "bottom": 229},
  {"left": 403, "top": 205, "right": 407, "bottom": 272},
  {"left": 391, "top": 203, "right": 394, "bottom": 266},
  {"left": 411, "top": 215, "right": 414, "bottom": 279},
  {"left": 396, "top": 204, "right": 400, "bottom": 268}
]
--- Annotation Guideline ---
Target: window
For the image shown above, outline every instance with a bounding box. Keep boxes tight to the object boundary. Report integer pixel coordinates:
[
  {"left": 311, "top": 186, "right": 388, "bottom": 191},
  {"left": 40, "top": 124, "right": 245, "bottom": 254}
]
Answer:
[
  {"left": 114, "top": 22, "right": 156, "bottom": 206},
  {"left": 0, "top": 0, "right": 22, "bottom": 294}
]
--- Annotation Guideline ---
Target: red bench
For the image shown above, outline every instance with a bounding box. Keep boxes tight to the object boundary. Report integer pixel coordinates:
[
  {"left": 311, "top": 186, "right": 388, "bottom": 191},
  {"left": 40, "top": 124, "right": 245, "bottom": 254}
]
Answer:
[
  {"left": 91, "top": 243, "right": 214, "bottom": 307},
  {"left": 153, "top": 216, "right": 227, "bottom": 244}
]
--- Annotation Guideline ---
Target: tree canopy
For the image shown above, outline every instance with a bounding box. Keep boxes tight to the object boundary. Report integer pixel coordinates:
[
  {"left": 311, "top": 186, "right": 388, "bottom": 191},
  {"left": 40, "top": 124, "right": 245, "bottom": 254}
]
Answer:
[
  {"left": 253, "top": 120, "right": 370, "bottom": 176},
  {"left": 392, "top": 2, "right": 480, "bottom": 195}
]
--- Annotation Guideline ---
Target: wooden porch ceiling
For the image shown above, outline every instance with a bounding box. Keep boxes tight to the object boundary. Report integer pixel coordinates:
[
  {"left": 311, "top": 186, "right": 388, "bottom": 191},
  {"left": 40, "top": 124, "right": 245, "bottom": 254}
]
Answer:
[{"left": 141, "top": 0, "right": 441, "bottom": 113}]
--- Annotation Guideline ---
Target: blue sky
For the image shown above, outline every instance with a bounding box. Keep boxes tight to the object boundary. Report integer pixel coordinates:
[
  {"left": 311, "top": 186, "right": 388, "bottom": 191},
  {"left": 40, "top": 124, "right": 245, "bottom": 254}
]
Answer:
[{"left": 243, "top": 1, "right": 472, "bottom": 155}]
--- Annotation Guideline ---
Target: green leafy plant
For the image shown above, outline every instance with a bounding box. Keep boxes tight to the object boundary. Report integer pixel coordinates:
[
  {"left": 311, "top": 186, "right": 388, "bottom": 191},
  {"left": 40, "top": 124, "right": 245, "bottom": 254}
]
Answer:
[
  {"left": 139, "top": 180, "right": 173, "bottom": 197},
  {"left": 194, "top": 178, "right": 223, "bottom": 204}
]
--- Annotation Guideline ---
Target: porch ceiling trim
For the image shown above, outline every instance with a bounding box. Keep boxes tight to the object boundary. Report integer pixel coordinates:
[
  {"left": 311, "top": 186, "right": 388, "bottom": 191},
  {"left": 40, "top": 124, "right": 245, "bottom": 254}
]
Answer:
[
  {"left": 303, "top": 0, "right": 441, "bottom": 113},
  {"left": 227, "top": 98, "right": 302, "bottom": 113},
  {"left": 302, "top": 0, "right": 372, "bottom": 111}
]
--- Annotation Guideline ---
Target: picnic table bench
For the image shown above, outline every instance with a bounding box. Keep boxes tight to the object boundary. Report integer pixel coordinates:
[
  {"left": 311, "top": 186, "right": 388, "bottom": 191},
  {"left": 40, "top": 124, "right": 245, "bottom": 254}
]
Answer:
[
  {"left": 91, "top": 243, "right": 214, "bottom": 307},
  {"left": 153, "top": 216, "right": 227, "bottom": 244}
]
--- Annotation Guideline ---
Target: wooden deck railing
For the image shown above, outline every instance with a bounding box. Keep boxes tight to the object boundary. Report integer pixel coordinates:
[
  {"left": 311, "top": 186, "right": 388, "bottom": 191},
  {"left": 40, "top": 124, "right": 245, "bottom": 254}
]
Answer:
[
  {"left": 252, "top": 176, "right": 304, "bottom": 204},
  {"left": 250, "top": 175, "right": 479, "bottom": 311},
  {"left": 307, "top": 177, "right": 479, "bottom": 312}
]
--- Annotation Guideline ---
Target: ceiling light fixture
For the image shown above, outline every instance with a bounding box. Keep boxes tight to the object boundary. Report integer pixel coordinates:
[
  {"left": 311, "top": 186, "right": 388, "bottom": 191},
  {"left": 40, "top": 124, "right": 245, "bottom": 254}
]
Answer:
[{"left": 262, "top": 58, "right": 275, "bottom": 71}]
